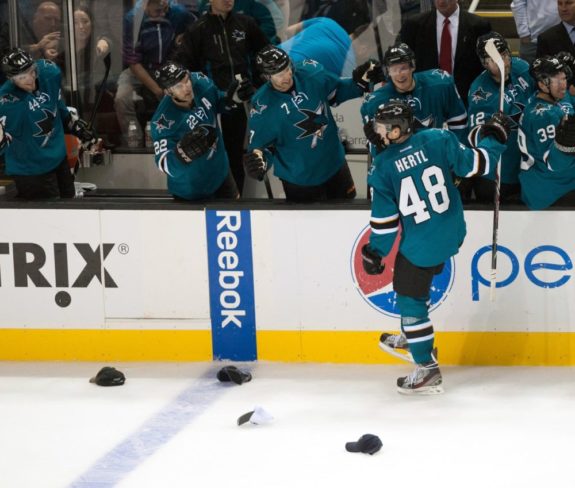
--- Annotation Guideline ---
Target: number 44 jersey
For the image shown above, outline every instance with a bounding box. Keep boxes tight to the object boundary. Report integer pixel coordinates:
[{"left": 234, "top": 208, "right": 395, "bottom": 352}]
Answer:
[{"left": 368, "top": 129, "right": 505, "bottom": 267}]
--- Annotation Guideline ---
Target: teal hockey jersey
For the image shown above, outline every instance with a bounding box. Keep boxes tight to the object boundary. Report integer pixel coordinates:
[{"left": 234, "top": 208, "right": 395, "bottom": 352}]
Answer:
[
  {"left": 151, "top": 72, "right": 230, "bottom": 200},
  {"left": 361, "top": 69, "right": 468, "bottom": 149},
  {"left": 368, "top": 129, "right": 505, "bottom": 267},
  {"left": 467, "top": 57, "right": 535, "bottom": 184},
  {"left": 518, "top": 94, "right": 575, "bottom": 210},
  {"left": 0, "top": 59, "right": 70, "bottom": 176},
  {"left": 248, "top": 59, "right": 362, "bottom": 186}
]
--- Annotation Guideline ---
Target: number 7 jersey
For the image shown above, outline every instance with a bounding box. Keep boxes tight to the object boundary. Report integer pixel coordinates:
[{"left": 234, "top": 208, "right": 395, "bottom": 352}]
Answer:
[{"left": 368, "top": 129, "right": 505, "bottom": 267}]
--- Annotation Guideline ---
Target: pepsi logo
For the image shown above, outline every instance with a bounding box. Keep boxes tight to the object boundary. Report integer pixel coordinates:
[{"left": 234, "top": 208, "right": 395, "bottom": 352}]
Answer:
[{"left": 351, "top": 225, "right": 455, "bottom": 317}]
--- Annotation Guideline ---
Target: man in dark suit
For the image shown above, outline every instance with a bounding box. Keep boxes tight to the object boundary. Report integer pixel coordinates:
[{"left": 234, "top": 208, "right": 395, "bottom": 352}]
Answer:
[
  {"left": 536, "top": 0, "right": 575, "bottom": 58},
  {"left": 399, "top": 0, "right": 491, "bottom": 104}
]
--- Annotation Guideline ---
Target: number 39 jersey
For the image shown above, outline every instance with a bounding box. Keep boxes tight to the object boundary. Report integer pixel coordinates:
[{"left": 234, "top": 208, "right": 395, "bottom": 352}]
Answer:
[
  {"left": 518, "top": 95, "right": 575, "bottom": 210},
  {"left": 368, "top": 129, "right": 505, "bottom": 267}
]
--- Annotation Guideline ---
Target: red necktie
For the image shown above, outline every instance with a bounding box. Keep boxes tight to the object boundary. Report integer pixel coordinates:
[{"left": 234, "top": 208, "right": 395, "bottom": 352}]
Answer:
[{"left": 439, "top": 18, "right": 452, "bottom": 74}]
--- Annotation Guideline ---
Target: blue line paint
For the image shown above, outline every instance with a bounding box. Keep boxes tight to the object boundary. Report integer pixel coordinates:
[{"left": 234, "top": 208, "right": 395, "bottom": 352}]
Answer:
[{"left": 69, "top": 368, "right": 229, "bottom": 487}]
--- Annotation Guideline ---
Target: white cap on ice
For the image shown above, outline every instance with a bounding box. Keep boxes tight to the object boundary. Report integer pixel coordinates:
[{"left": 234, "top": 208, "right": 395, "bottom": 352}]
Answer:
[{"left": 237, "top": 406, "right": 274, "bottom": 426}]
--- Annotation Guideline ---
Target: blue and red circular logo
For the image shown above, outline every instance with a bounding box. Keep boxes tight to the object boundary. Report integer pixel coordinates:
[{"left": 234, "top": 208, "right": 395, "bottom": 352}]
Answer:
[{"left": 351, "top": 225, "right": 455, "bottom": 317}]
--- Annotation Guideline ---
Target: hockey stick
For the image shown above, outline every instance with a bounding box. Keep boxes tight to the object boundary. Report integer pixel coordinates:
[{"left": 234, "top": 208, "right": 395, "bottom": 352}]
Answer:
[
  {"left": 88, "top": 52, "right": 112, "bottom": 129},
  {"left": 236, "top": 74, "right": 273, "bottom": 199},
  {"left": 484, "top": 39, "right": 505, "bottom": 302}
]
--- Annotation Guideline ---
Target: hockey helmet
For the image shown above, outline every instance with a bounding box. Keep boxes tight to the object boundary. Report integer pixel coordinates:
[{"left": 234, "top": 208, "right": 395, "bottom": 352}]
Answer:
[
  {"left": 530, "top": 55, "right": 572, "bottom": 86},
  {"left": 255, "top": 45, "right": 291, "bottom": 76},
  {"left": 382, "top": 43, "right": 415, "bottom": 77},
  {"left": 374, "top": 101, "right": 414, "bottom": 141},
  {"left": 476, "top": 31, "right": 510, "bottom": 64},
  {"left": 1, "top": 48, "right": 34, "bottom": 78},
  {"left": 154, "top": 61, "right": 187, "bottom": 89}
]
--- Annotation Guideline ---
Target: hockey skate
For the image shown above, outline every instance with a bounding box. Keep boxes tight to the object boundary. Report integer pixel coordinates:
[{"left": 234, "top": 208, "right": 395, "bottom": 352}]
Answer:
[
  {"left": 396, "top": 361, "right": 443, "bottom": 395},
  {"left": 379, "top": 332, "right": 438, "bottom": 364}
]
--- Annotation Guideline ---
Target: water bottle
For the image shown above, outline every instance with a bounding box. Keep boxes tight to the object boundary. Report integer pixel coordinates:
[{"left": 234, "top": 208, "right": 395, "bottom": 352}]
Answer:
[
  {"left": 127, "top": 119, "right": 140, "bottom": 148},
  {"left": 144, "top": 121, "right": 153, "bottom": 148}
]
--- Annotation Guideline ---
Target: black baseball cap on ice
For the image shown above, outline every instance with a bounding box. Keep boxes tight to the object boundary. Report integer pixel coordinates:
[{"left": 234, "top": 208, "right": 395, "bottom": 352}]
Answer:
[
  {"left": 89, "top": 367, "right": 126, "bottom": 386},
  {"left": 345, "top": 434, "right": 382, "bottom": 455}
]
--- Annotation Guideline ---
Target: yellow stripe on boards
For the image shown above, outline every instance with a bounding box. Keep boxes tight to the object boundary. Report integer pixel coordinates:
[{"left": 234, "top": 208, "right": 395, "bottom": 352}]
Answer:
[
  {"left": 257, "top": 331, "right": 575, "bottom": 366},
  {"left": 2, "top": 329, "right": 575, "bottom": 365},
  {"left": 0, "top": 329, "right": 213, "bottom": 361}
]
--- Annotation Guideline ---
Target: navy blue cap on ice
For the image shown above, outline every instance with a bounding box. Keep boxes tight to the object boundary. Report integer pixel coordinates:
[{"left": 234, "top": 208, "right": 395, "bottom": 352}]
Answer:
[{"left": 345, "top": 434, "right": 382, "bottom": 455}]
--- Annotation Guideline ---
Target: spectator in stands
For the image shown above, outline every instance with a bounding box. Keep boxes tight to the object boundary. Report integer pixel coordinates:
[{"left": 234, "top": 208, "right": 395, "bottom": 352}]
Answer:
[
  {"left": 518, "top": 55, "right": 575, "bottom": 209},
  {"left": 21, "top": 1, "right": 63, "bottom": 63},
  {"left": 115, "top": 0, "right": 194, "bottom": 147},
  {"left": 71, "top": 3, "right": 115, "bottom": 121},
  {"left": 536, "top": 0, "right": 575, "bottom": 59},
  {"left": 399, "top": 0, "right": 491, "bottom": 105},
  {"left": 511, "top": 0, "right": 560, "bottom": 64},
  {"left": 175, "top": 0, "right": 269, "bottom": 194}
]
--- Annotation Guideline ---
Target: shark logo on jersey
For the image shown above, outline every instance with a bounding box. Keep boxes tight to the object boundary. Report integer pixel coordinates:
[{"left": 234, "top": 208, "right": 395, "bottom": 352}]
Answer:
[
  {"left": 0, "top": 94, "right": 18, "bottom": 105},
  {"left": 33, "top": 107, "right": 56, "bottom": 146},
  {"left": 231, "top": 29, "right": 246, "bottom": 42},
  {"left": 471, "top": 87, "right": 492, "bottom": 103},
  {"left": 154, "top": 114, "right": 175, "bottom": 132},
  {"left": 533, "top": 103, "right": 552, "bottom": 116},
  {"left": 303, "top": 59, "right": 319, "bottom": 68},
  {"left": 250, "top": 100, "right": 268, "bottom": 116},
  {"left": 559, "top": 101, "right": 574, "bottom": 115},
  {"left": 294, "top": 102, "right": 328, "bottom": 148}
]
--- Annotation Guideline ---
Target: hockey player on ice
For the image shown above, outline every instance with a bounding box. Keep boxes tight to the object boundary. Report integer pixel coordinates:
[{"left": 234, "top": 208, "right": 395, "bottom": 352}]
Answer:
[
  {"left": 243, "top": 45, "right": 383, "bottom": 202},
  {"left": 464, "top": 32, "right": 535, "bottom": 204},
  {"left": 518, "top": 55, "right": 575, "bottom": 209},
  {"left": 361, "top": 42, "right": 468, "bottom": 157},
  {"left": 150, "top": 61, "right": 254, "bottom": 201},
  {"left": 361, "top": 100, "right": 509, "bottom": 394}
]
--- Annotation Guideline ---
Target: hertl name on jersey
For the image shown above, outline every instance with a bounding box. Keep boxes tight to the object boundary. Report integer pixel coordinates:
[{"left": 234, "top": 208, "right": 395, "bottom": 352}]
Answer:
[{"left": 395, "top": 149, "right": 429, "bottom": 172}]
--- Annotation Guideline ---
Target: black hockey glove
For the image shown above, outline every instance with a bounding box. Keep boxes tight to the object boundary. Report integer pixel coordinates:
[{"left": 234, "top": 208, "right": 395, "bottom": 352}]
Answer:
[
  {"left": 67, "top": 117, "right": 98, "bottom": 150},
  {"left": 479, "top": 112, "right": 512, "bottom": 144},
  {"left": 175, "top": 125, "right": 217, "bottom": 163},
  {"left": 555, "top": 114, "right": 575, "bottom": 153},
  {"left": 353, "top": 59, "right": 385, "bottom": 92},
  {"left": 363, "top": 119, "right": 385, "bottom": 153},
  {"left": 226, "top": 77, "right": 255, "bottom": 105},
  {"left": 361, "top": 244, "right": 385, "bottom": 275},
  {"left": 244, "top": 150, "right": 267, "bottom": 181}
]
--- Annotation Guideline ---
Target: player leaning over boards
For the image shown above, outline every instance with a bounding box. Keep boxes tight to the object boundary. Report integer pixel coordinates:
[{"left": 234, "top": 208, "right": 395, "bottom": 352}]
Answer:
[
  {"left": 150, "top": 61, "right": 254, "bottom": 201},
  {"left": 243, "top": 45, "right": 384, "bottom": 202},
  {"left": 0, "top": 48, "right": 99, "bottom": 200},
  {"left": 464, "top": 32, "right": 535, "bottom": 204},
  {"left": 361, "top": 42, "right": 468, "bottom": 157},
  {"left": 361, "top": 101, "right": 510, "bottom": 395},
  {"left": 518, "top": 55, "right": 575, "bottom": 209}
]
